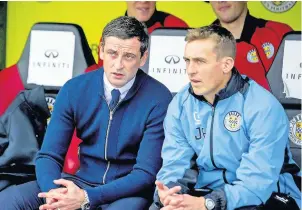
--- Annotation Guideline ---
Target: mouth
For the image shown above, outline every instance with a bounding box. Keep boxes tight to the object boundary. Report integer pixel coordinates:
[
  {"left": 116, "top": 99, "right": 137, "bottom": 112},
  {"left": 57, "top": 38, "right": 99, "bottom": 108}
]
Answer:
[
  {"left": 218, "top": 5, "right": 231, "bottom": 12},
  {"left": 136, "top": 7, "right": 150, "bottom": 14},
  {"left": 112, "top": 72, "right": 124, "bottom": 79},
  {"left": 190, "top": 79, "right": 201, "bottom": 84}
]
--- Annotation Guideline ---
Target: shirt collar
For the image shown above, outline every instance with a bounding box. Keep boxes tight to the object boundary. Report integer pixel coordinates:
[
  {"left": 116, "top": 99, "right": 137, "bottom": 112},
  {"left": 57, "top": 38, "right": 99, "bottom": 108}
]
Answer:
[
  {"left": 211, "top": 11, "right": 267, "bottom": 43},
  {"left": 103, "top": 72, "right": 136, "bottom": 102}
]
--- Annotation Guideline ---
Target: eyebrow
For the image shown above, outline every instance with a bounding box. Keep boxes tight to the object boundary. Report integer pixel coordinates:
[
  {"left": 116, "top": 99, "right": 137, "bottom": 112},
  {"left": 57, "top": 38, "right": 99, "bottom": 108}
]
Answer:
[
  {"left": 123, "top": 52, "right": 136, "bottom": 56},
  {"left": 106, "top": 49, "right": 117, "bottom": 53},
  {"left": 106, "top": 48, "right": 136, "bottom": 55},
  {"left": 183, "top": 56, "right": 207, "bottom": 62}
]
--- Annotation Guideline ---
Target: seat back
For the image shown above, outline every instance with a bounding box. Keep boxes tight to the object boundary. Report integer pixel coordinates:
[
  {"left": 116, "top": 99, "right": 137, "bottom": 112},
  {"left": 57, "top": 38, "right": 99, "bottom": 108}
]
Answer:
[
  {"left": 144, "top": 28, "right": 189, "bottom": 95},
  {"left": 267, "top": 31, "right": 301, "bottom": 167},
  {"left": 0, "top": 22, "right": 97, "bottom": 174},
  {"left": 0, "top": 22, "right": 96, "bottom": 114},
  {"left": 18, "top": 22, "right": 96, "bottom": 90}
]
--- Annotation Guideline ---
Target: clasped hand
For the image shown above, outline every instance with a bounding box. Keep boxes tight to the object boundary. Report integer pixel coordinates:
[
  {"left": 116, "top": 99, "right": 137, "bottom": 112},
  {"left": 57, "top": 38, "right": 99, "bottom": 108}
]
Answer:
[
  {"left": 38, "top": 179, "right": 85, "bottom": 210},
  {"left": 155, "top": 181, "right": 206, "bottom": 210}
]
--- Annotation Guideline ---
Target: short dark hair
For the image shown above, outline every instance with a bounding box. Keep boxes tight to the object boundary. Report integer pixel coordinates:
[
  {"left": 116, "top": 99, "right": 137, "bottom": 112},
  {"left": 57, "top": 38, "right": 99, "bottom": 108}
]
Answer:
[
  {"left": 101, "top": 16, "right": 149, "bottom": 56},
  {"left": 185, "top": 25, "right": 236, "bottom": 60}
]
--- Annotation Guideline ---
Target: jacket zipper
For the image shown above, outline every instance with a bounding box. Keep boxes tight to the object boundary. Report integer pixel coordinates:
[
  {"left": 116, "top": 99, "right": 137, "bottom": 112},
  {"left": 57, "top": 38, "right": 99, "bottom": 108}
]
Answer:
[
  {"left": 102, "top": 98, "right": 121, "bottom": 184},
  {"left": 209, "top": 105, "right": 219, "bottom": 169},
  {"left": 208, "top": 101, "right": 229, "bottom": 184}
]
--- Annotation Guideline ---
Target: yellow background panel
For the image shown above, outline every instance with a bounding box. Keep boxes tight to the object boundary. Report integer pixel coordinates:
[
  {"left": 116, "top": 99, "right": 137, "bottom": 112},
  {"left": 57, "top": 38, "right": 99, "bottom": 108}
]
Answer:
[{"left": 6, "top": 1, "right": 301, "bottom": 68}]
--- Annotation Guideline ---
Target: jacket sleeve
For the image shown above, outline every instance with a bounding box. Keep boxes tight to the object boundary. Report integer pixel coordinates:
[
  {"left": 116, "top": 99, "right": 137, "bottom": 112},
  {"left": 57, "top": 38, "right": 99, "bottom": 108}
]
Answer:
[
  {"left": 156, "top": 98, "right": 196, "bottom": 188},
  {"left": 35, "top": 82, "right": 75, "bottom": 192},
  {"left": 266, "top": 21, "right": 293, "bottom": 40},
  {"left": 85, "top": 97, "right": 171, "bottom": 209},
  {"left": 208, "top": 97, "right": 289, "bottom": 210},
  {"left": 261, "top": 21, "right": 293, "bottom": 72}
]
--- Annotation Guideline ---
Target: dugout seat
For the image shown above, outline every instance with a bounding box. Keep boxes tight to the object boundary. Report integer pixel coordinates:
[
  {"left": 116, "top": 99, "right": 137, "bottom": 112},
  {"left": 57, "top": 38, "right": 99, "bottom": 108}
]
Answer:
[
  {"left": 267, "top": 31, "right": 302, "bottom": 168},
  {"left": 0, "top": 22, "right": 98, "bottom": 174},
  {"left": 143, "top": 28, "right": 189, "bottom": 95}
]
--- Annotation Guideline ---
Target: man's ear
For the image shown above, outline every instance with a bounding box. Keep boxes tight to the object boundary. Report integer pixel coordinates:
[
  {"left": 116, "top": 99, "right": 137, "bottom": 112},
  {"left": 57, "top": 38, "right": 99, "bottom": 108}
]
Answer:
[
  {"left": 221, "top": 57, "right": 234, "bottom": 74},
  {"left": 99, "top": 43, "right": 104, "bottom": 61},
  {"left": 139, "top": 50, "right": 149, "bottom": 67}
]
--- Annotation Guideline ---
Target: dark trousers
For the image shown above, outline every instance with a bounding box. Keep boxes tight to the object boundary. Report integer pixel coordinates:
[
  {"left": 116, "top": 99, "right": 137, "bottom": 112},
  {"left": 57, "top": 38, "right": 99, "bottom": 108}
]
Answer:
[
  {"left": 0, "top": 181, "right": 149, "bottom": 210},
  {"left": 149, "top": 203, "right": 261, "bottom": 210},
  {"left": 149, "top": 200, "right": 299, "bottom": 210}
]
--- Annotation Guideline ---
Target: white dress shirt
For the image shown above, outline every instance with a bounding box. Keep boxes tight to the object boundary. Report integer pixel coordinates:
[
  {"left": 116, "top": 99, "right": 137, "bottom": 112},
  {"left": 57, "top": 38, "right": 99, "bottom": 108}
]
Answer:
[{"left": 103, "top": 72, "right": 136, "bottom": 104}]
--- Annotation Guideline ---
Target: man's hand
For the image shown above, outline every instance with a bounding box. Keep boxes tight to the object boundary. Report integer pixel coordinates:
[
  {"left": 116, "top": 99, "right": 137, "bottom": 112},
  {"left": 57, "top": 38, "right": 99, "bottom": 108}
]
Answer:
[
  {"left": 160, "top": 194, "right": 206, "bottom": 210},
  {"left": 45, "top": 188, "right": 68, "bottom": 210},
  {"left": 38, "top": 179, "right": 86, "bottom": 210},
  {"left": 155, "top": 181, "right": 182, "bottom": 206}
]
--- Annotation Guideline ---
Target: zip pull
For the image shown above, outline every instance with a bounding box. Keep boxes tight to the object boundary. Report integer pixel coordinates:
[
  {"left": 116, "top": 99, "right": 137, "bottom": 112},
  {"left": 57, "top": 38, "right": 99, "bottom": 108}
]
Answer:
[{"left": 109, "top": 111, "right": 113, "bottom": 120}]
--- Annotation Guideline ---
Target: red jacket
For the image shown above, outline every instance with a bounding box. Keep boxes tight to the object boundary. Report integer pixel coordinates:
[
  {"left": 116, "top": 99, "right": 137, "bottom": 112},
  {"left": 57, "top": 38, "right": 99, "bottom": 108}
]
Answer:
[
  {"left": 140, "top": 10, "right": 188, "bottom": 34},
  {"left": 98, "top": 10, "right": 188, "bottom": 65},
  {"left": 213, "top": 12, "right": 292, "bottom": 90}
]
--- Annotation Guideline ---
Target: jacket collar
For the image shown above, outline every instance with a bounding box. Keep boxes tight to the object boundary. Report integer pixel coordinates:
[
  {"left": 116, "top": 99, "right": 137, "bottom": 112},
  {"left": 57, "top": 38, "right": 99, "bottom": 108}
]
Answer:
[
  {"left": 98, "top": 67, "right": 147, "bottom": 102},
  {"left": 212, "top": 11, "right": 267, "bottom": 43},
  {"left": 189, "top": 68, "right": 249, "bottom": 105}
]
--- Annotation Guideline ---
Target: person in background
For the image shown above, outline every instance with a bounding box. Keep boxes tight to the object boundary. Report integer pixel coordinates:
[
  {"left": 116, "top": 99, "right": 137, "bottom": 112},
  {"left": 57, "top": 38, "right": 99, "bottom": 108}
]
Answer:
[
  {"left": 126, "top": 1, "right": 188, "bottom": 34},
  {"left": 0, "top": 16, "right": 172, "bottom": 210},
  {"left": 98, "top": 1, "right": 188, "bottom": 65},
  {"left": 150, "top": 25, "right": 300, "bottom": 210},
  {"left": 210, "top": 1, "right": 292, "bottom": 90}
]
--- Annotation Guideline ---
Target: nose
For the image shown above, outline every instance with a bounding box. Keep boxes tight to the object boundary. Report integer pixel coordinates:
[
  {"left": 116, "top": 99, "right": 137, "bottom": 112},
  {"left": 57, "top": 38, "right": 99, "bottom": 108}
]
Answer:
[
  {"left": 114, "top": 55, "right": 124, "bottom": 70},
  {"left": 187, "top": 62, "right": 197, "bottom": 76}
]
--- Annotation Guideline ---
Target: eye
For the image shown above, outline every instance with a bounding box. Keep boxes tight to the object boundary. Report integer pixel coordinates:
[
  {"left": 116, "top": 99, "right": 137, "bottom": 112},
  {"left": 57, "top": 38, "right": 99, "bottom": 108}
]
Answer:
[
  {"left": 124, "top": 54, "right": 136, "bottom": 61},
  {"left": 196, "top": 59, "right": 205, "bottom": 64},
  {"left": 107, "top": 50, "right": 117, "bottom": 57},
  {"left": 184, "top": 58, "right": 190, "bottom": 64}
]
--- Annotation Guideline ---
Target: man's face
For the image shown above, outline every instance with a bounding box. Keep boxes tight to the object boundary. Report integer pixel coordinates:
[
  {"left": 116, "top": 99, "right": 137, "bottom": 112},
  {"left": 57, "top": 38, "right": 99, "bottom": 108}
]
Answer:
[
  {"left": 100, "top": 37, "right": 148, "bottom": 88},
  {"left": 210, "top": 1, "right": 247, "bottom": 24},
  {"left": 184, "top": 39, "right": 225, "bottom": 97},
  {"left": 126, "top": 1, "right": 156, "bottom": 22}
]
